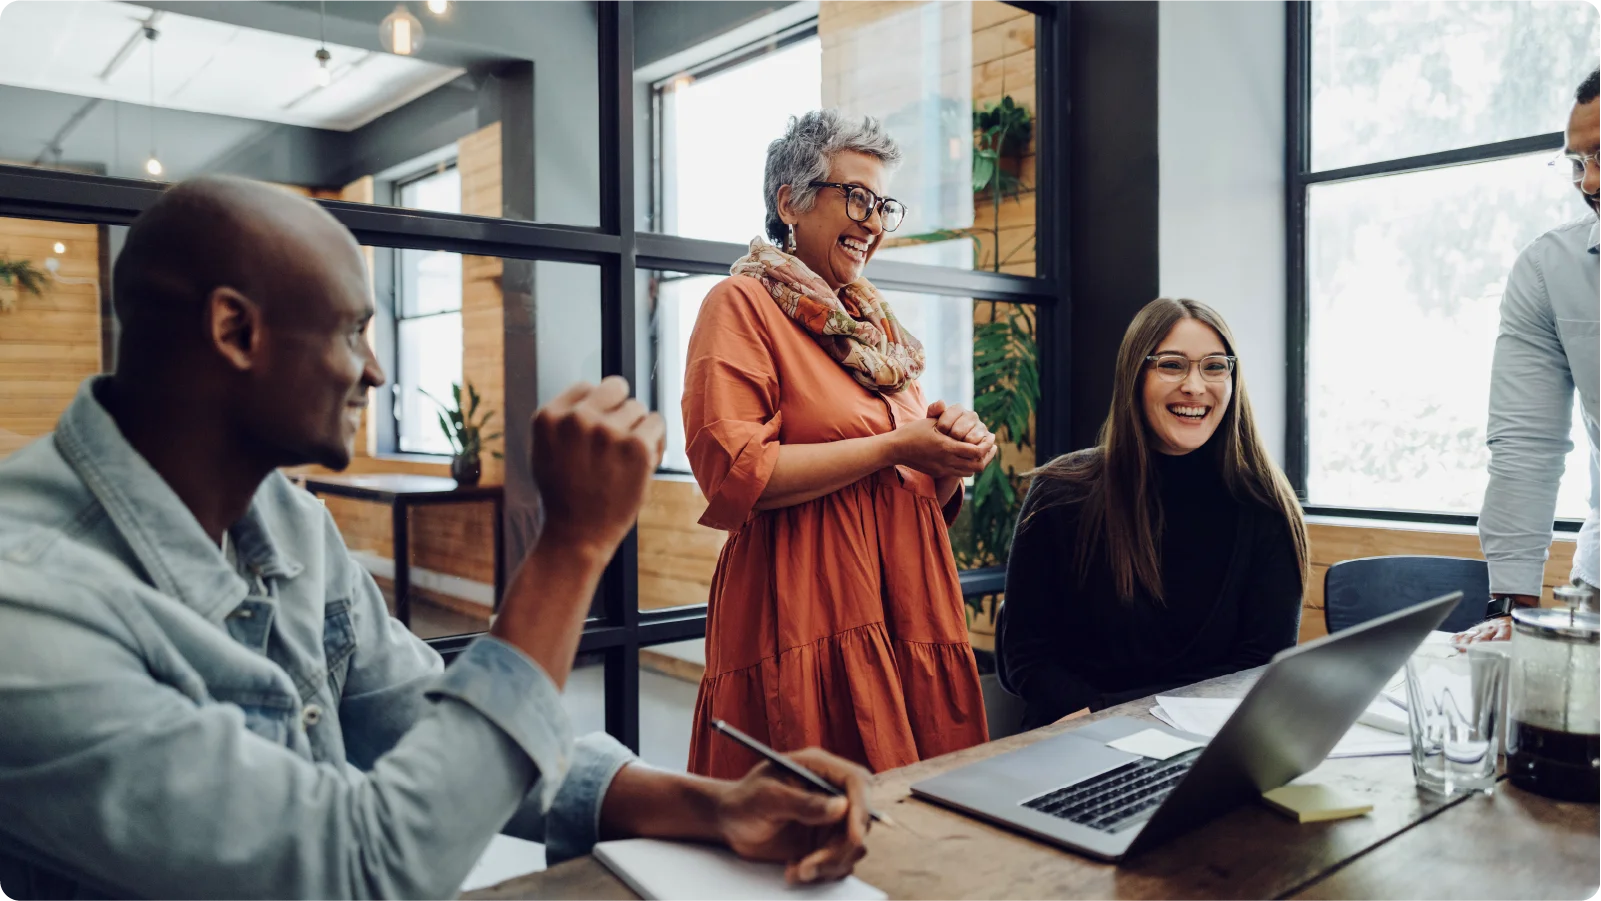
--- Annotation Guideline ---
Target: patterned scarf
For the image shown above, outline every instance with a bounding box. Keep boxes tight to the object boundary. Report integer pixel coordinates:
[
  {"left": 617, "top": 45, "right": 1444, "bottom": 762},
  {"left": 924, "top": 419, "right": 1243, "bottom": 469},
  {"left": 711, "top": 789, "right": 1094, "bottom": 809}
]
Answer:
[{"left": 730, "top": 237, "right": 925, "bottom": 393}]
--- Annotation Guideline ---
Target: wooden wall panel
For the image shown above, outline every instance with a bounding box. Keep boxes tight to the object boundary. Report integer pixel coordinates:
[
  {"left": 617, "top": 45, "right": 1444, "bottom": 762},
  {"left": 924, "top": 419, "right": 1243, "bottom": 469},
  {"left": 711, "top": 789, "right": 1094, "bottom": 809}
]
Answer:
[
  {"left": 458, "top": 122, "right": 507, "bottom": 487},
  {"left": 0, "top": 217, "right": 101, "bottom": 457},
  {"left": 638, "top": 477, "right": 726, "bottom": 611},
  {"left": 971, "top": 1, "right": 1035, "bottom": 276}
]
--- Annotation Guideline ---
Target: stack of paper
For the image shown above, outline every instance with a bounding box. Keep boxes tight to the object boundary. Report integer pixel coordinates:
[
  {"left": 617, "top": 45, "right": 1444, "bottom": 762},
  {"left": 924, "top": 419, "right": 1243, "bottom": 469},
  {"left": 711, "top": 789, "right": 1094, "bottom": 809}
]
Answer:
[{"left": 1150, "top": 696, "right": 1411, "bottom": 757}]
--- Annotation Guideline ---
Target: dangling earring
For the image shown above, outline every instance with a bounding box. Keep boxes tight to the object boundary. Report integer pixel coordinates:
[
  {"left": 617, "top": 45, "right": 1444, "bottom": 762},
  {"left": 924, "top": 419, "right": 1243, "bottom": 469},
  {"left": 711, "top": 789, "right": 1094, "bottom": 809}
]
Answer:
[{"left": 786, "top": 224, "right": 797, "bottom": 254}]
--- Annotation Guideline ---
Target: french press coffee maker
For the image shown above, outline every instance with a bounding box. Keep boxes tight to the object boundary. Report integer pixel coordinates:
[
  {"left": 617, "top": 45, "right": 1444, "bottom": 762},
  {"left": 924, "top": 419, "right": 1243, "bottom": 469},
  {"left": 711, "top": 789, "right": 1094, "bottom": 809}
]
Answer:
[{"left": 1505, "top": 604, "right": 1599, "bottom": 802}]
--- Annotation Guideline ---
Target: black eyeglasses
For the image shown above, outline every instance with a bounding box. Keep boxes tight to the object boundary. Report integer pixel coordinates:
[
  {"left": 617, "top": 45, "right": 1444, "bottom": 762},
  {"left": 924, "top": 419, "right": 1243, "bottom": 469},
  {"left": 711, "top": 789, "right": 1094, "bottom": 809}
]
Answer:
[{"left": 808, "top": 181, "right": 906, "bottom": 232}]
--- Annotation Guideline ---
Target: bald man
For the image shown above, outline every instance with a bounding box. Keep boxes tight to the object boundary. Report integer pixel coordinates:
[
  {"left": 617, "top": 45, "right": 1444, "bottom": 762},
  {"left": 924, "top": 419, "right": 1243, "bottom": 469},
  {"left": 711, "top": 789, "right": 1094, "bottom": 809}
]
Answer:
[{"left": 0, "top": 177, "right": 871, "bottom": 899}]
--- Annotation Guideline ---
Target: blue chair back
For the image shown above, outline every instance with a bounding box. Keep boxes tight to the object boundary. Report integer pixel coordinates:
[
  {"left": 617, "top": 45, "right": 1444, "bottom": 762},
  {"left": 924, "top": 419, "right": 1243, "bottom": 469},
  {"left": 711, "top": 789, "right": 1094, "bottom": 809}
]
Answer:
[
  {"left": 995, "top": 600, "right": 1019, "bottom": 697},
  {"left": 1323, "top": 555, "right": 1489, "bottom": 635}
]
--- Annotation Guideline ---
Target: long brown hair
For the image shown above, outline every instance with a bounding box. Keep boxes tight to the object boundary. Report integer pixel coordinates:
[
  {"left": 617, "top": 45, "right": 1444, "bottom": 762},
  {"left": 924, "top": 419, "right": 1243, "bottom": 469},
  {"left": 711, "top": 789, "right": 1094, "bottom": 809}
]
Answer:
[{"left": 1023, "top": 298, "right": 1309, "bottom": 602}]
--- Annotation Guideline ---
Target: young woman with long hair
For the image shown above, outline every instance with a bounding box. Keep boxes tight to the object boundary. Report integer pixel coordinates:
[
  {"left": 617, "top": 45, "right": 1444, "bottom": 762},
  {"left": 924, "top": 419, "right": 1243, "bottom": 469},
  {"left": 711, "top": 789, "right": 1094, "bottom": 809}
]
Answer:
[{"left": 1000, "top": 298, "right": 1309, "bottom": 731}]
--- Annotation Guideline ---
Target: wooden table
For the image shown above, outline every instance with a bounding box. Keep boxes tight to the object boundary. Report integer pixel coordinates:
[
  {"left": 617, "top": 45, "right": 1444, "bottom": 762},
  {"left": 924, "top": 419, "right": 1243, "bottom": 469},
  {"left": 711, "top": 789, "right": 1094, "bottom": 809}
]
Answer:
[
  {"left": 299, "top": 474, "right": 504, "bottom": 626},
  {"left": 464, "top": 669, "right": 1599, "bottom": 900}
]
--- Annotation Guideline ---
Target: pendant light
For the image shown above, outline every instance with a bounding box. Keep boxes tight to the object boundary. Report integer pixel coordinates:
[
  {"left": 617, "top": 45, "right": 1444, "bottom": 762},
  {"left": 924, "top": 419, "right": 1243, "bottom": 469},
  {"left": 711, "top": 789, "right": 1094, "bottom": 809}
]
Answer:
[
  {"left": 379, "top": 4, "right": 424, "bottom": 56},
  {"left": 314, "top": 1, "right": 332, "bottom": 86},
  {"left": 426, "top": 0, "right": 449, "bottom": 14},
  {"left": 143, "top": 25, "right": 162, "bottom": 178}
]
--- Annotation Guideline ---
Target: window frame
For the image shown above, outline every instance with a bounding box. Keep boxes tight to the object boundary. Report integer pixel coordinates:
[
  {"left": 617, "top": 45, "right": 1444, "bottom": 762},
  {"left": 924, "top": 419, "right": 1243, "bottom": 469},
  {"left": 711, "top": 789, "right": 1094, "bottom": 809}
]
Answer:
[
  {"left": 647, "top": 21, "right": 820, "bottom": 238},
  {"left": 0, "top": 1, "right": 1069, "bottom": 752},
  {"left": 389, "top": 162, "right": 465, "bottom": 458},
  {"left": 1284, "top": 0, "right": 1581, "bottom": 533}
]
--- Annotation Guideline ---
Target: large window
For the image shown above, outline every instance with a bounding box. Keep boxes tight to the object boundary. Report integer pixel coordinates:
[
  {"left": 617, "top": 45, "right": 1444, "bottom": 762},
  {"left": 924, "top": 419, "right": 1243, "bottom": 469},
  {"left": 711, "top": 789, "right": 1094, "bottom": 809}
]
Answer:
[
  {"left": 654, "top": 33, "right": 823, "bottom": 245},
  {"left": 1296, "top": 0, "right": 1598, "bottom": 519},
  {"left": 393, "top": 166, "right": 464, "bottom": 455}
]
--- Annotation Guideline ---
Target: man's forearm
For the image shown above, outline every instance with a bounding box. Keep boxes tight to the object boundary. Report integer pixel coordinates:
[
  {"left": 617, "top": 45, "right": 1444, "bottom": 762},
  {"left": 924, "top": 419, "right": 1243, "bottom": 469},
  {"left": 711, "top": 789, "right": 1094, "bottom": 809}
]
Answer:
[
  {"left": 597, "top": 762, "right": 726, "bottom": 844},
  {"left": 490, "top": 534, "right": 613, "bottom": 690}
]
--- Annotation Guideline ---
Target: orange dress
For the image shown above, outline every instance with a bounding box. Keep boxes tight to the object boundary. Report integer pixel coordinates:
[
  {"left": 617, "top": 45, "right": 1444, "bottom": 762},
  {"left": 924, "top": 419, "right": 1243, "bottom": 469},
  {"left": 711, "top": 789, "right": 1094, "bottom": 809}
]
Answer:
[{"left": 683, "top": 275, "right": 989, "bottom": 779}]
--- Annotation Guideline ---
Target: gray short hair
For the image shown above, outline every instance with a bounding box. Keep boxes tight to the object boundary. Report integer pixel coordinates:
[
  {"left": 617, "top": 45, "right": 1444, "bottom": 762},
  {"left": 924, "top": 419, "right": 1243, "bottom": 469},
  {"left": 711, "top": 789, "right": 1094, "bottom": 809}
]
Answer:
[{"left": 762, "top": 109, "right": 903, "bottom": 245}]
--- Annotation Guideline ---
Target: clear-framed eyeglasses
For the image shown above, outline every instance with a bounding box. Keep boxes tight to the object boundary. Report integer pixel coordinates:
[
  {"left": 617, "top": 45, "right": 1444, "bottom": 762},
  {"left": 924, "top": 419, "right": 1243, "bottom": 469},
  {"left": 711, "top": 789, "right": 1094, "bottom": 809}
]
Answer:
[
  {"left": 1551, "top": 150, "right": 1600, "bottom": 184},
  {"left": 1145, "top": 353, "right": 1237, "bottom": 383},
  {"left": 808, "top": 181, "right": 907, "bottom": 232}
]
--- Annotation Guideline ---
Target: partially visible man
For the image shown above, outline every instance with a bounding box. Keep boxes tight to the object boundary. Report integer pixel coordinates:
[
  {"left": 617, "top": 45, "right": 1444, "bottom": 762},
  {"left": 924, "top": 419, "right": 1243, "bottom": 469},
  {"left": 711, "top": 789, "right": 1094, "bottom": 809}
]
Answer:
[
  {"left": 0, "top": 176, "right": 870, "bottom": 899},
  {"left": 1460, "top": 67, "right": 1600, "bottom": 643}
]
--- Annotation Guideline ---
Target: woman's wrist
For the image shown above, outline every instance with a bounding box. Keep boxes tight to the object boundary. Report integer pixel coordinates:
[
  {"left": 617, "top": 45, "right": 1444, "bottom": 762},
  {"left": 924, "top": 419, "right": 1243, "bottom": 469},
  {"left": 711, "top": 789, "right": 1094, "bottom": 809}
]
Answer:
[{"left": 874, "top": 429, "right": 905, "bottom": 469}]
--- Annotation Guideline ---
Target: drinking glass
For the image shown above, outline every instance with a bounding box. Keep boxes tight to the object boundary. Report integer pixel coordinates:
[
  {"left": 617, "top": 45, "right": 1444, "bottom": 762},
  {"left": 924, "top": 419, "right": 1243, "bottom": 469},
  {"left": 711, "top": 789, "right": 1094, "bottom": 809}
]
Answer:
[{"left": 1404, "top": 644, "right": 1508, "bottom": 795}]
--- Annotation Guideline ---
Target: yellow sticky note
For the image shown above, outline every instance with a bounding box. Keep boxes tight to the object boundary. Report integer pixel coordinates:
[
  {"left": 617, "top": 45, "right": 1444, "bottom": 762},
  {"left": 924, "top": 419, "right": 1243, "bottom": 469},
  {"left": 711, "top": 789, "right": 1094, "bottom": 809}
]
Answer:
[{"left": 1261, "top": 784, "right": 1373, "bottom": 823}]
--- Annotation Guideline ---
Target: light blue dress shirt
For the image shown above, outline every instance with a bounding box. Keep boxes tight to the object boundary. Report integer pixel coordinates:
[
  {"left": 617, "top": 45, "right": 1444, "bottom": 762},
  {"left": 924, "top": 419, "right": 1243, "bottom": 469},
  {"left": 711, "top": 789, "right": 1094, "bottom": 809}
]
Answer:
[
  {"left": 1481, "top": 211, "right": 1600, "bottom": 595},
  {"left": 0, "top": 377, "right": 636, "bottom": 899}
]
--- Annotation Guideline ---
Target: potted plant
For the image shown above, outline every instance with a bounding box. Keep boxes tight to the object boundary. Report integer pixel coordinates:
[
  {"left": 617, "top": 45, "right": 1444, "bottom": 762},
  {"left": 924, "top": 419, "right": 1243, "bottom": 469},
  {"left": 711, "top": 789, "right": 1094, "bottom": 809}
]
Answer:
[
  {"left": 422, "top": 381, "right": 501, "bottom": 487},
  {"left": 0, "top": 257, "right": 50, "bottom": 313}
]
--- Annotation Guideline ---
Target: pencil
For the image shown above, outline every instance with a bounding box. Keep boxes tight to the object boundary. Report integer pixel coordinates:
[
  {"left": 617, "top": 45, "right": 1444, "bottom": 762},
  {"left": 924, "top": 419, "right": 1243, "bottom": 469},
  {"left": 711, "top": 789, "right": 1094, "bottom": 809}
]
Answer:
[{"left": 711, "top": 719, "right": 897, "bottom": 828}]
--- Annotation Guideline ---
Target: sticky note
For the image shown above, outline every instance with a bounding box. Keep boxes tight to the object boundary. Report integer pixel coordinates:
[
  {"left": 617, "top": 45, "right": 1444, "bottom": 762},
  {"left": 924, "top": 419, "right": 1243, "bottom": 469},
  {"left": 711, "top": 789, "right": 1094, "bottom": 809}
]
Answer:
[
  {"left": 1261, "top": 784, "right": 1373, "bottom": 823},
  {"left": 1107, "top": 728, "right": 1206, "bottom": 760}
]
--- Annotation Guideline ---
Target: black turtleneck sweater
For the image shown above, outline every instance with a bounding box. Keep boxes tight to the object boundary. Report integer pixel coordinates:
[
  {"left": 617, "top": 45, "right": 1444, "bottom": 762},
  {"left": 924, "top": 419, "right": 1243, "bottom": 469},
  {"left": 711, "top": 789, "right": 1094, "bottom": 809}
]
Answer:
[{"left": 1001, "top": 448, "right": 1302, "bottom": 731}]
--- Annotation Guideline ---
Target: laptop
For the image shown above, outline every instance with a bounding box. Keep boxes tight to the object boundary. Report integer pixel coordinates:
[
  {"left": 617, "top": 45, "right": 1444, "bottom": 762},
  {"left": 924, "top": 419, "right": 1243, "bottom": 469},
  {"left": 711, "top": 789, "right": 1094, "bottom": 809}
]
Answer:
[{"left": 910, "top": 592, "right": 1461, "bottom": 861}]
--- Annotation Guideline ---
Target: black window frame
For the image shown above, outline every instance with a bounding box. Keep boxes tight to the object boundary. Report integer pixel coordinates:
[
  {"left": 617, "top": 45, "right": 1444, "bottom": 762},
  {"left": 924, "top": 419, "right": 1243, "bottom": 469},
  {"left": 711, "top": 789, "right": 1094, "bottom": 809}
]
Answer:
[
  {"left": 0, "top": 1, "right": 1071, "bottom": 751},
  {"left": 1284, "top": 0, "right": 1581, "bottom": 534}
]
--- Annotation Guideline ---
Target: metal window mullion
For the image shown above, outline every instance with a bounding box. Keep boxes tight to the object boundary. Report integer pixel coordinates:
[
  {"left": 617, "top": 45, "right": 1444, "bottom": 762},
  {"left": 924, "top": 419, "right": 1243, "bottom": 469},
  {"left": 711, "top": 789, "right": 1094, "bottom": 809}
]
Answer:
[
  {"left": 1304, "top": 132, "right": 1566, "bottom": 185},
  {"left": 598, "top": 0, "right": 642, "bottom": 754},
  {"left": 1285, "top": 0, "right": 1312, "bottom": 497},
  {"left": 1033, "top": 1, "right": 1072, "bottom": 460}
]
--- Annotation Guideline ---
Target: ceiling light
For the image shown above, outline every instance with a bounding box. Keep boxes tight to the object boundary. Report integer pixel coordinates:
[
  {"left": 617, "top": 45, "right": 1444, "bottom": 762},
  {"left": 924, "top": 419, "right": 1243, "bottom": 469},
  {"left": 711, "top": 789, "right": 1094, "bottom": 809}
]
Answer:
[
  {"left": 53, "top": 242, "right": 66, "bottom": 254},
  {"left": 144, "top": 24, "right": 163, "bottom": 180},
  {"left": 380, "top": 5, "right": 424, "bottom": 56},
  {"left": 314, "top": 1, "right": 333, "bottom": 87},
  {"left": 426, "top": 0, "right": 448, "bottom": 14}
]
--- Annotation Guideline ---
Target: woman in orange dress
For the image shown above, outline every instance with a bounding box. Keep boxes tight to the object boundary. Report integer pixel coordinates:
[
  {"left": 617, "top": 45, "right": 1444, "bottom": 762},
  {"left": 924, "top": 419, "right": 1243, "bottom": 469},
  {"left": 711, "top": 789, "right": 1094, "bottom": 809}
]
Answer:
[{"left": 683, "top": 110, "right": 994, "bottom": 779}]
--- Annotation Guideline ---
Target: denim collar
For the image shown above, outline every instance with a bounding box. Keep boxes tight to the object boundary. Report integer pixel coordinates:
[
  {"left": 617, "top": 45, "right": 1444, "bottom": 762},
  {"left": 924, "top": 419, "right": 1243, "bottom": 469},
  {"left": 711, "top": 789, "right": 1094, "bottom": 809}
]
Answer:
[{"left": 53, "top": 377, "right": 304, "bottom": 623}]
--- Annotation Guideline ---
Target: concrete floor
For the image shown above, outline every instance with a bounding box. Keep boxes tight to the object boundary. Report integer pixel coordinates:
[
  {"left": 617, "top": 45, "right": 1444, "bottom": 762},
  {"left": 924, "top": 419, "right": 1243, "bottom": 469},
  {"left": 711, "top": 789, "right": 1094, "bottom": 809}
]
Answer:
[{"left": 561, "top": 661, "right": 700, "bottom": 773}]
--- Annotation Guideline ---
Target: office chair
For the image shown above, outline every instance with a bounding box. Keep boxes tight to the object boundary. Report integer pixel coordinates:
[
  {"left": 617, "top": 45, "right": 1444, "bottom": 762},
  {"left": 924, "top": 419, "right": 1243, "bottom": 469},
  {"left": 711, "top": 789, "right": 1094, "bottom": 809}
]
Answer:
[
  {"left": 994, "top": 600, "right": 1020, "bottom": 697},
  {"left": 1322, "top": 555, "right": 1489, "bottom": 635}
]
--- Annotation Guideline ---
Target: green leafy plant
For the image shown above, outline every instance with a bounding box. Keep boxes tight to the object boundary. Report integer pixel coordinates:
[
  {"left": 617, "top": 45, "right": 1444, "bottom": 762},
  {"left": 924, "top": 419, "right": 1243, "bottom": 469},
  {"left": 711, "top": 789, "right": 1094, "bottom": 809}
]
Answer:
[
  {"left": 422, "top": 381, "right": 503, "bottom": 460},
  {"left": 955, "top": 303, "right": 1039, "bottom": 586},
  {"left": 0, "top": 257, "right": 51, "bottom": 313}
]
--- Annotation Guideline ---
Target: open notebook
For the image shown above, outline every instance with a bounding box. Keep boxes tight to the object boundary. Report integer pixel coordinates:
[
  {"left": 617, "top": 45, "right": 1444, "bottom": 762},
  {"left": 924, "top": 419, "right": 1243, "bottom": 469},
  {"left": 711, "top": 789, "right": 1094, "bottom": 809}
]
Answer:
[{"left": 594, "top": 839, "right": 887, "bottom": 901}]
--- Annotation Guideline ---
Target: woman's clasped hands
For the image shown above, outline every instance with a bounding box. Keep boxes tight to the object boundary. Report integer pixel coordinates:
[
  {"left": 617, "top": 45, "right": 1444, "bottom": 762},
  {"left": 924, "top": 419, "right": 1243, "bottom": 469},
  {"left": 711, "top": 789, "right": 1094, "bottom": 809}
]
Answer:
[{"left": 889, "top": 399, "right": 998, "bottom": 478}]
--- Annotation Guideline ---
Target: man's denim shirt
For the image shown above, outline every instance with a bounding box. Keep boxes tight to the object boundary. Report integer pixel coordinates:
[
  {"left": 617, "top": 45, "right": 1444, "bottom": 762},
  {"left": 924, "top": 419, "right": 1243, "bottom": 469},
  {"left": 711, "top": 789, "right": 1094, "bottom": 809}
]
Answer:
[{"left": 0, "top": 378, "right": 636, "bottom": 899}]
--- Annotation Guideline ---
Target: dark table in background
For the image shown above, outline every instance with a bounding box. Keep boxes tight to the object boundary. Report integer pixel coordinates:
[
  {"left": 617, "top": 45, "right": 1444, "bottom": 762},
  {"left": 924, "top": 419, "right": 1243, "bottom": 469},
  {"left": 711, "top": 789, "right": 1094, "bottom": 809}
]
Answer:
[
  {"left": 462, "top": 668, "right": 1599, "bottom": 900},
  {"left": 298, "top": 473, "right": 504, "bottom": 626}
]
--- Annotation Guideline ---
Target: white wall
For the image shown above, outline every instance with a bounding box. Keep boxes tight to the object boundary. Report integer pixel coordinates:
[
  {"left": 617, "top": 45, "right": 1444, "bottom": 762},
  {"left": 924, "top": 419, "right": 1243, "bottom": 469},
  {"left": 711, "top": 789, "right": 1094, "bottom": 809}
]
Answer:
[{"left": 1159, "top": 0, "right": 1287, "bottom": 463}]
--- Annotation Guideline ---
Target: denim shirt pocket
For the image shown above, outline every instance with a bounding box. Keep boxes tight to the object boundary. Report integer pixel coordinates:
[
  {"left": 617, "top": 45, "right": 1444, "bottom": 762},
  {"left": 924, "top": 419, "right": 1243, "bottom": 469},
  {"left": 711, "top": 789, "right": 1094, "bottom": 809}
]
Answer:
[
  {"left": 210, "top": 686, "right": 299, "bottom": 746},
  {"left": 322, "top": 598, "right": 357, "bottom": 699}
]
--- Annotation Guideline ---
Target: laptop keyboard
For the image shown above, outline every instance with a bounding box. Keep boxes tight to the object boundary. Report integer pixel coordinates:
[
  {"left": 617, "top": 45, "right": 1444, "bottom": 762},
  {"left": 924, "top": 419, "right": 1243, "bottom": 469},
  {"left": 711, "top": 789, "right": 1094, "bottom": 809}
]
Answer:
[{"left": 1021, "top": 748, "right": 1202, "bottom": 833}]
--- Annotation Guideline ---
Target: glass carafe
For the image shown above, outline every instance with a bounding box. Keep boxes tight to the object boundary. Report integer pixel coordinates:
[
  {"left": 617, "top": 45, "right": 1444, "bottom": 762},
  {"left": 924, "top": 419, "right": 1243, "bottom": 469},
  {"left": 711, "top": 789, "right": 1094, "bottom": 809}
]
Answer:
[{"left": 1505, "top": 607, "right": 1599, "bottom": 802}]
